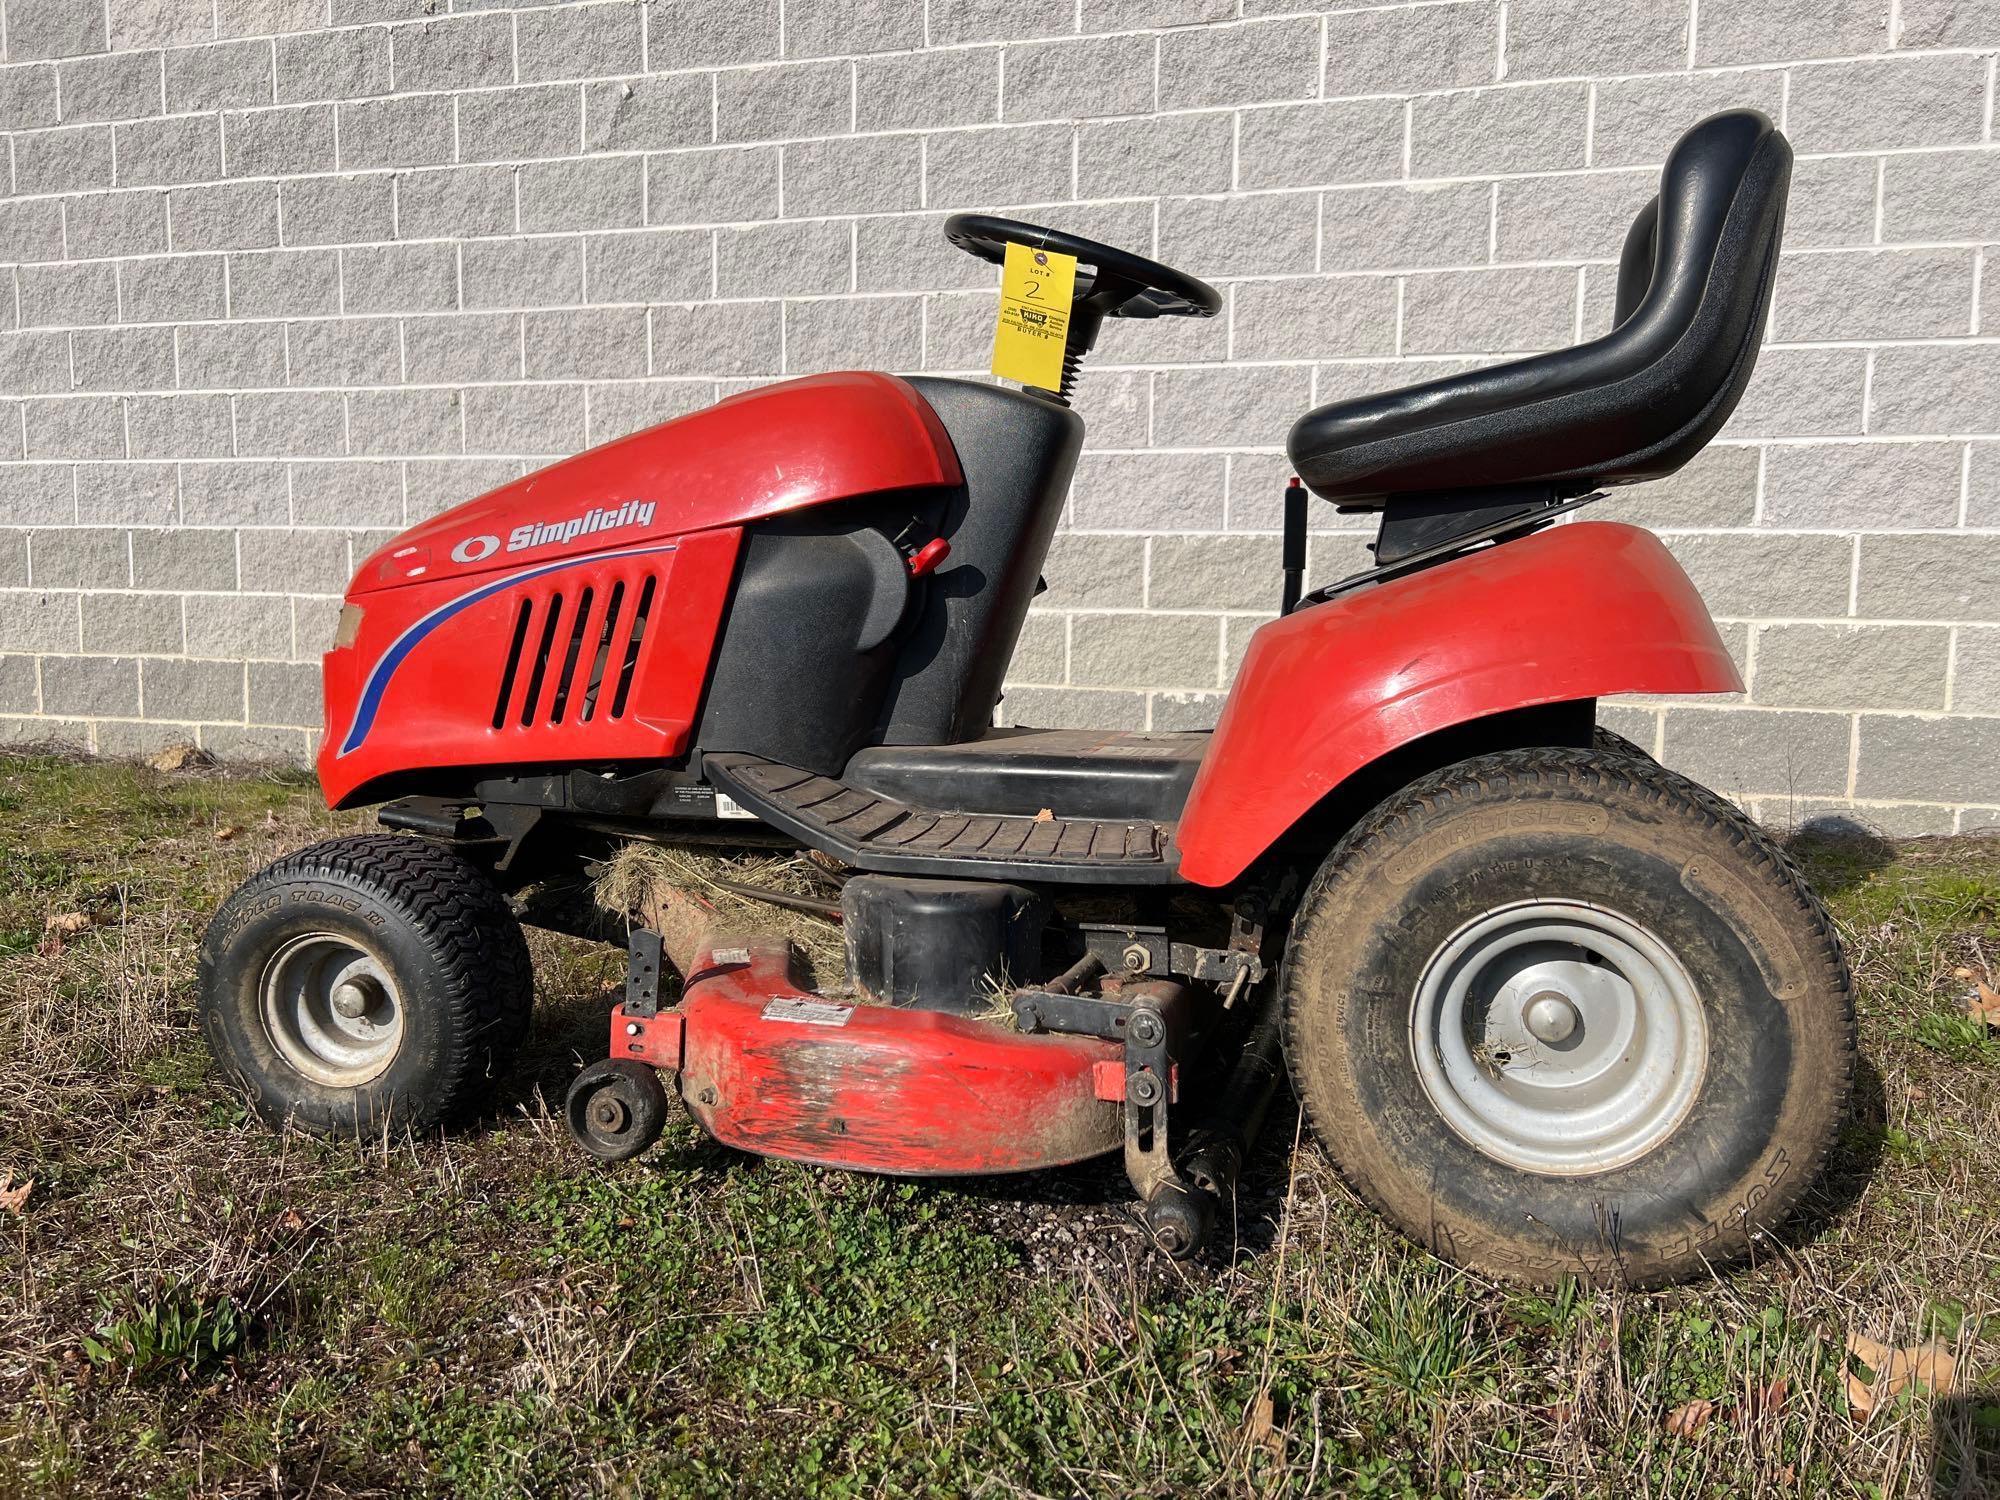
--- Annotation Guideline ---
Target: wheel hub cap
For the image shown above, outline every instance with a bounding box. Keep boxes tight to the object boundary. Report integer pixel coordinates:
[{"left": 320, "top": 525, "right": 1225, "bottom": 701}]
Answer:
[
  {"left": 1410, "top": 900, "right": 1708, "bottom": 1175},
  {"left": 259, "top": 933, "right": 405, "bottom": 1088}
]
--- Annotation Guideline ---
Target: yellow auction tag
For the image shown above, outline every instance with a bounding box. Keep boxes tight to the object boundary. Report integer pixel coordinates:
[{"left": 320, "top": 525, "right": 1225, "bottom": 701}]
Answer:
[{"left": 990, "top": 241, "right": 1076, "bottom": 392}]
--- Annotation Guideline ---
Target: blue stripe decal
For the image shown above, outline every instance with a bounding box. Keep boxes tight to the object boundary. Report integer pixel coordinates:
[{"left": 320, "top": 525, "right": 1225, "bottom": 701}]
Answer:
[{"left": 338, "top": 542, "right": 679, "bottom": 757}]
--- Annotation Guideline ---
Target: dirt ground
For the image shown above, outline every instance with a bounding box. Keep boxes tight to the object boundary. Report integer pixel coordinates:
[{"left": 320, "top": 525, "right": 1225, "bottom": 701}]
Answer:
[{"left": 0, "top": 748, "right": 1995, "bottom": 1498}]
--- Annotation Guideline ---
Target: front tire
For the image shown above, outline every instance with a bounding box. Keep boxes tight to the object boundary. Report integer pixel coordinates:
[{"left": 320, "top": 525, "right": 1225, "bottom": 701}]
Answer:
[
  {"left": 199, "top": 834, "right": 533, "bottom": 1135},
  {"left": 1281, "top": 748, "right": 1853, "bottom": 1287}
]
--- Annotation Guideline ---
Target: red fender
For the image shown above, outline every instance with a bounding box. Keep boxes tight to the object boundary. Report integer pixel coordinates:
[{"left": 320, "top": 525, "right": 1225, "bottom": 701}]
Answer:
[{"left": 1174, "top": 522, "right": 1741, "bottom": 887}]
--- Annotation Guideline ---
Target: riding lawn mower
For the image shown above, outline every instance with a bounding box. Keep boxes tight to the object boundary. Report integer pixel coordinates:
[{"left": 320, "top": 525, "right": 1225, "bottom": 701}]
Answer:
[{"left": 198, "top": 110, "right": 1854, "bottom": 1287}]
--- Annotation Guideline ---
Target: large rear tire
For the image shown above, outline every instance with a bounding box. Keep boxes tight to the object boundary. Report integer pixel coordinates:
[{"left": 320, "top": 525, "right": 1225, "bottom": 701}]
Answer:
[
  {"left": 1281, "top": 747, "right": 1853, "bottom": 1287},
  {"left": 199, "top": 834, "right": 533, "bottom": 1135}
]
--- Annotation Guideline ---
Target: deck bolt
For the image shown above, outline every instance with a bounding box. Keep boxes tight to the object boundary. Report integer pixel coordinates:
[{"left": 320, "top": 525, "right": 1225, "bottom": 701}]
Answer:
[
  {"left": 625, "top": 1022, "right": 640, "bottom": 1036},
  {"left": 1121, "top": 942, "right": 1150, "bottom": 972}
]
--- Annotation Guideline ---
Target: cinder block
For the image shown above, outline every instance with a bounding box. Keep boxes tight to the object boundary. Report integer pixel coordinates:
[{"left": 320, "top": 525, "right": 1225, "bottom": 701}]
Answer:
[
  {"left": 1660, "top": 706, "right": 1852, "bottom": 799},
  {"left": 0, "top": 655, "right": 37, "bottom": 713},
  {"left": 1157, "top": 18, "right": 1317, "bottom": 111},
  {"left": 65, "top": 188, "right": 168, "bottom": 262},
  {"left": 1230, "top": 276, "right": 1396, "bottom": 362},
  {"left": 7, "top": 0, "right": 109, "bottom": 60},
  {"left": 928, "top": 0, "right": 1071, "bottom": 45},
  {"left": 1085, "top": 0, "right": 1233, "bottom": 28},
  {"left": 1040, "top": 533, "right": 1146, "bottom": 609},
  {"left": 185, "top": 592, "right": 291, "bottom": 659},
  {"left": 114, "top": 115, "right": 222, "bottom": 188},
  {"left": 352, "top": 388, "right": 464, "bottom": 458},
  {"left": 1952, "top": 628, "right": 2000, "bottom": 713},
  {"left": 23, "top": 396, "right": 127, "bottom": 461},
  {"left": 1786, "top": 56, "right": 1987, "bottom": 154},
  {"left": 1159, "top": 193, "right": 1316, "bottom": 278},
  {"left": 1068, "top": 453, "right": 1227, "bottom": 532},
  {"left": 180, "top": 462, "right": 286, "bottom": 526},
  {"left": 228, "top": 248, "right": 340, "bottom": 319},
  {"left": 0, "top": 63, "right": 61, "bottom": 131},
  {"left": 523, "top": 306, "right": 649, "bottom": 381},
  {"left": 247, "top": 660, "right": 319, "bottom": 726},
  {"left": 1073, "top": 367, "right": 1152, "bottom": 450},
  {"left": 715, "top": 221, "right": 851, "bottom": 298},
  {"left": 1007, "top": 612, "right": 1065, "bottom": 684},
  {"left": 238, "top": 527, "right": 349, "bottom": 592},
  {"left": 397, "top": 165, "right": 517, "bottom": 241},
  {"left": 1495, "top": 170, "right": 1654, "bottom": 262},
  {"left": 1664, "top": 533, "right": 1853, "bottom": 619},
  {"left": 1152, "top": 365, "right": 1313, "bottom": 449},
  {"left": 216, "top": 0, "right": 322, "bottom": 39},
  {"left": 717, "top": 61, "right": 849, "bottom": 144},
  {"left": 1411, "top": 83, "right": 1588, "bottom": 178},
  {"left": 58, "top": 48, "right": 163, "bottom": 123},
  {"left": 1323, "top": 1, "right": 1497, "bottom": 97},
  {"left": 1323, "top": 183, "right": 1491, "bottom": 272},
  {"left": 1594, "top": 445, "right": 1760, "bottom": 529},
  {"left": 81, "top": 590, "right": 181, "bottom": 652},
  {"left": 1868, "top": 345, "right": 2000, "bottom": 436},
  {"left": 165, "top": 38, "right": 272, "bottom": 113},
  {"left": 285, "top": 316, "right": 402, "bottom": 386},
  {"left": 0, "top": 199, "right": 64, "bottom": 263},
  {"left": 279, "top": 174, "right": 396, "bottom": 248},
  {"left": 1900, "top": 0, "right": 2000, "bottom": 44},
  {"left": 647, "top": 0, "right": 780, "bottom": 69},
  {"left": 74, "top": 464, "right": 174, "bottom": 527},
  {"left": 289, "top": 459, "right": 404, "bottom": 526},
  {"left": 1077, "top": 112, "right": 1231, "bottom": 199},
  {"left": 858, "top": 211, "right": 993, "bottom": 294},
  {"left": 462, "top": 384, "right": 586, "bottom": 455},
  {"left": 784, "top": 296, "right": 920, "bottom": 377},
  {"left": 70, "top": 326, "right": 175, "bottom": 392},
  {"left": 108, "top": 0, "right": 213, "bottom": 48},
  {"left": 1856, "top": 713, "right": 2000, "bottom": 804},
  {"left": 517, "top": 4, "right": 642, "bottom": 83},
  {"left": 519, "top": 156, "right": 645, "bottom": 233},
  {"left": 1506, "top": 0, "right": 1686, "bottom": 79},
  {"left": 462, "top": 237, "right": 585, "bottom": 310},
  {"left": 785, "top": 0, "right": 923, "bottom": 58},
  {"left": 1150, "top": 534, "right": 1281, "bottom": 610},
  {"left": 585, "top": 76, "right": 708, "bottom": 152},
  {"left": 647, "top": 145, "right": 780, "bottom": 225},
  {"left": 29, "top": 527, "right": 128, "bottom": 588},
  {"left": 1858, "top": 534, "right": 2000, "bottom": 623},
  {"left": 0, "top": 463, "right": 75, "bottom": 521},
  {"left": 404, "top": 312, "right": 523, "bottom": 385},
  {"left": 336, "top": 95, "right": 454, "bottom": 171},
  {"left": 1762, "top": 441, "right": 1963, "bottom": 529},
  {"left": 782, "top": 136, "right": 920, "bottom": 219},
  {"left": 275, "top": 27, "right": 389, "bottom": 102},
  {"left": 0, "top": 591, "right": 81, "bottom": 651},
  {"left": 855, "top": 47, "right": 998, "bottom": 132},
  {"left": 925, "top": 124, "right": 1074, "bottom": 210},
  {"left": 131, "top": 526, "right": 237, "bottom": 590},
  {"left": 1071, "top": 612, "right": 1221, "bottom": 690},
  {"left": 232, "top": 390, "right": 345, "bottom": 456},
  {"left": 1775, "top": 249, "right": 1975, "bottom": 343},
  {"left": 650, "top": 301, "right": 783, "bottom": 376},
  {"left": 43, "top": 655, "right": 141, "bottom": 716},
  {"left": 1004, "top": 35, "right": 1155, "bottom": 122},
  {"left": 17, "top": 261, "right": 120, "bottom": 328},
  {"left": 391, "top": 14, "right": 513, "bottom": 93},
  {"left": 292, "top": 592, "right": 347, "bottom": 656},
  {"left": 224, "top": 103, "right": 333, "bottom": 178},
  {"left": 1150, "top": 691, "right": 1224, "bottom": 731},
  {"left": 122, "top": 254, "right": 227, "bottom": 323},
  {"left": 1236, "top": 100, "right": 1405, "bottom": 191},
  {"left": 458, "top": 85, "right": 583, "bottom": 164},
  {"left": 168, "top": 181, "right": 280, "bottom": 252},
  {"left": 1402, "top": 267, "right": 1579, "bottom": 356},
  {"left": 126, "top": 394, "right": 234, "bottom": 459},
  {"left": 14, "top": 124, "right": 114, "bottom": 196},
  {"left": 1721, "top": 348, "right": 1867, "bottom": 439},
  {"left": 1785, "top": 156, "right": 1882, "bottom": 251},
  {"left": 198, "top": 723, "right": 310, "bottom": 762},
  {"left": 1092, "top": 298, "right": 1231, "bottom": 365},
  {"left": 584, "top": 229, "right": 711, "bottom": 305},
  {"left": 144, "top": 657, "right": 244, "bottom": 722},
  {"left": 1589, "top": 72, "right": 1786, "bottom": 169},
  {"left": 1881, "top": 150, "right": 2000, "bottom": 243},
  {"left": 997, "top": 686, "right": 1147, "bottom": 732},
  {"left": 1696, "top": 0, "right": 1892, "bottom": 64},
  {"left": 1753, "top": 624, "right": 1950, "bottom": 711}
]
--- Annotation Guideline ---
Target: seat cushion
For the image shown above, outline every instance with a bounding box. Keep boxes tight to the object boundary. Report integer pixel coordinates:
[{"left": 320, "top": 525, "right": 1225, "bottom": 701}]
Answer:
[{"left": 1288, "top": 110, "right": 1791, "bottom": 506}]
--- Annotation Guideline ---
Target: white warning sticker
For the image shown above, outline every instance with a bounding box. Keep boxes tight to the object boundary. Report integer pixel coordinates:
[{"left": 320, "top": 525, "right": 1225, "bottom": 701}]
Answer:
[
  {"left": 714, "top": 791, "right": 758, "bottom": 820},
  {"left": 761, "top": 997, "right": 854, "bottom": 1027}
]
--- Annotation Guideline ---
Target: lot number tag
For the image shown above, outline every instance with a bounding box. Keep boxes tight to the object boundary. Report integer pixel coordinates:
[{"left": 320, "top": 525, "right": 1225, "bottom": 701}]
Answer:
[{"left": 990, "top": 242, "right": 1077, "bottom": 392}]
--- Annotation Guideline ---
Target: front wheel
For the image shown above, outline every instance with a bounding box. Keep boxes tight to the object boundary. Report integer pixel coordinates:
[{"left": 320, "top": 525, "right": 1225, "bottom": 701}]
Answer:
[{"left": 1281, "top": 748, "right": 1854, "bottom": 1287}]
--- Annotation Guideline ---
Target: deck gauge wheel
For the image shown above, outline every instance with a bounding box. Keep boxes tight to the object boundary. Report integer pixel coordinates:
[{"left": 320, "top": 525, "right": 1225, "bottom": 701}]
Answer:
[{"left": 565, "top": 1059, "right": 672, "bottom": 1162}]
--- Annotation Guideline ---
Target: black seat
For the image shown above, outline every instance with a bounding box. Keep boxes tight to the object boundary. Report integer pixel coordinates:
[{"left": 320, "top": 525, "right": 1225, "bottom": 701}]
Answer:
[{"left": 1288, "top": 110, "right": 1792, "bottom": 507}]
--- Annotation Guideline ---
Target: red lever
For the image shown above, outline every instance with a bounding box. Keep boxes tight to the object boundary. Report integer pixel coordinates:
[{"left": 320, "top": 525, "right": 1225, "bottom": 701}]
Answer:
[{"left": 907, "top": 536, "right": 951, "bottom": 576}]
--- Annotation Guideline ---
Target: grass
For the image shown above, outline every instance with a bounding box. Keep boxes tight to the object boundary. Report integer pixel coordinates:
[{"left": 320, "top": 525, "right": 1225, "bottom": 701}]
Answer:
[{"left": 0, "top": 747, "right": 1994, "bottom": 1497}]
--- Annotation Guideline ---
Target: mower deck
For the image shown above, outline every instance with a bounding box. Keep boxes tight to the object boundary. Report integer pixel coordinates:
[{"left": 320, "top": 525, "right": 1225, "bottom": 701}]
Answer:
[{"left": 703, "top": 750, "right": 1181, "bottom": 883}]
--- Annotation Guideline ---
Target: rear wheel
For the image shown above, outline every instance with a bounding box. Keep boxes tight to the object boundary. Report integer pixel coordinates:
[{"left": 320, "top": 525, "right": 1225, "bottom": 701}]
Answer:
[
  {"left": 1281, "top": 748, "right": 1853, "bottom": 1287},
  {"left": 199, "top": 834, "right": 533, "bottom": 1135}
]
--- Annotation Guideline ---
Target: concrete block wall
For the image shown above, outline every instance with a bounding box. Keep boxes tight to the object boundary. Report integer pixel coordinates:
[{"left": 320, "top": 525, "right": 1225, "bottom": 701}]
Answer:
[{"left": 0, "top": 0, "right": 1996, "bottom": 834}]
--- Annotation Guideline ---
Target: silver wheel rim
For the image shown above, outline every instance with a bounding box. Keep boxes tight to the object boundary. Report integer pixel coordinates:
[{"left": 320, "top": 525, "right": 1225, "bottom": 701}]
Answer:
[
  {"left": 259, "top": 932, "right": 405, "bottom": 1088},
  {"left": 1410, "top": 900, "right": 1708, "bottom": 1175}
]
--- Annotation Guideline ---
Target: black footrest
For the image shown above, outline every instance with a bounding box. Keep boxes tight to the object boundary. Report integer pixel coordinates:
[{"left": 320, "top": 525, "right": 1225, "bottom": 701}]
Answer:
[{"left": 703, "top": 752, "right": 1179, "bottom": 885}]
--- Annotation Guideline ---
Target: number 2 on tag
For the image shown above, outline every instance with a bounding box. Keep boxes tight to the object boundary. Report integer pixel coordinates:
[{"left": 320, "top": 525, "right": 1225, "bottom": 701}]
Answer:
[{"left": 990, "top": 242, "right": 1077, "bottom": 393}]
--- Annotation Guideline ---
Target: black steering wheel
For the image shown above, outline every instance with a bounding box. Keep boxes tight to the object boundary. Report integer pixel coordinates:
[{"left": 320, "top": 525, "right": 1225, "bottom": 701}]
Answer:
[{"left": 943, "top": 213, "right": 1222, "bottom": 320}]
